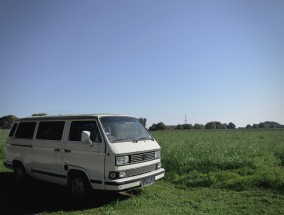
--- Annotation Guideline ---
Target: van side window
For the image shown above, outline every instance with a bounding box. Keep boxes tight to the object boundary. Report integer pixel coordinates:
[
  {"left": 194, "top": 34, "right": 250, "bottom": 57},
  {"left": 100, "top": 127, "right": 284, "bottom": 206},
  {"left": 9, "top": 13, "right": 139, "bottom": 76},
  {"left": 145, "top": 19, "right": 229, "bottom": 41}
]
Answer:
[
  {"left": 9, "top": 123, "right": 18, "bottom": 137},
  {"left": 15, "top": 122, "right": 36, "bottom": 139},
  {"left": 69, "top": 121, "right": 102, "bottom": 143},
  {"left": 36, "top": 121, "right": 65, "bottom": 140}
]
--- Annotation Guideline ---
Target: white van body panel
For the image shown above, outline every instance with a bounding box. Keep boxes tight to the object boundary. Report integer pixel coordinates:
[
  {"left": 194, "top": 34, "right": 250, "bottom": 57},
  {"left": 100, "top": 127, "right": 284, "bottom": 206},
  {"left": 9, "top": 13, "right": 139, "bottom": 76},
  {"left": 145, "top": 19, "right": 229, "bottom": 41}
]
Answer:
[
  {"left": 110, "top": 140, "right": 161, "bottom": 155},
  {"left": 4, "top": 114, "right": 165, "bottom": 192},
  {"left": 32, "top": 140, "right": 62, "bottom": 176},
  {"left": 5, "top": 138, "right": 33, "bottom": 173}
]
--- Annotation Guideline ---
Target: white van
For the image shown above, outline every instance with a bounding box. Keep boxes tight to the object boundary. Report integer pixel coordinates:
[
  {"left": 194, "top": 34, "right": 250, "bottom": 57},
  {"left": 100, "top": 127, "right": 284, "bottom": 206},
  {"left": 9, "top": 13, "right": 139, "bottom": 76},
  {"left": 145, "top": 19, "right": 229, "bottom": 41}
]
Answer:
[{"left": 4, "top": 114, "right": 165, "bottom": 197}]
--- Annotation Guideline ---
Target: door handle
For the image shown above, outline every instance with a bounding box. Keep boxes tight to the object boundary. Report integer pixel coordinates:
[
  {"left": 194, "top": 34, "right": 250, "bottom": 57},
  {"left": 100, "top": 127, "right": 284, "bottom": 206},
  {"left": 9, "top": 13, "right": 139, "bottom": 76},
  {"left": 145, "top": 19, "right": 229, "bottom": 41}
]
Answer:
[
  {"left": 64, "top": 149, "right": 71, "bottom": 153},
  {"left": 54, "top": 149, "right": 60, "bottom": 152}
]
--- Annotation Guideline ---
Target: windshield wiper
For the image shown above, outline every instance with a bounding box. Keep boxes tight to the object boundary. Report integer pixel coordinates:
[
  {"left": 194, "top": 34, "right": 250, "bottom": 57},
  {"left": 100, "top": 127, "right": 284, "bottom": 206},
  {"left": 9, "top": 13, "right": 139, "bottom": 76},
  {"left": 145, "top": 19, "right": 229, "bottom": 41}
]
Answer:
[
  {"left": 112, "top": 138, "right": 133, "bottom": 143},
  {"left": 112, "top": 137, "right": 154, "bottom": 143},
  {"left": 132, "top": 137, "right": 154, "bottom": 143}
]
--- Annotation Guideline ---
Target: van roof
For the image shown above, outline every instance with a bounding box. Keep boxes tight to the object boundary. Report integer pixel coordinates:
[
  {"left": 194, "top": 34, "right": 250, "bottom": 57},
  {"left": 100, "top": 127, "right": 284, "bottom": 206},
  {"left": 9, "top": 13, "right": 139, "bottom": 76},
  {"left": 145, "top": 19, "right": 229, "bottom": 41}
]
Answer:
[{"left": 16, "top": 114, "right": 133, "bottom": 122}]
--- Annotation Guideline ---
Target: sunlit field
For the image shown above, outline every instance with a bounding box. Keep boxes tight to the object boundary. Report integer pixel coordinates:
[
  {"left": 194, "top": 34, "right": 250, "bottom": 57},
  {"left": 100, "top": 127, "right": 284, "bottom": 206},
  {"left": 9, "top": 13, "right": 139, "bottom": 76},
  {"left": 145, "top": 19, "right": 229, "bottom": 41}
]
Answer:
[{"left": 155, "top": 129, "right": 284, "bottom": 190}]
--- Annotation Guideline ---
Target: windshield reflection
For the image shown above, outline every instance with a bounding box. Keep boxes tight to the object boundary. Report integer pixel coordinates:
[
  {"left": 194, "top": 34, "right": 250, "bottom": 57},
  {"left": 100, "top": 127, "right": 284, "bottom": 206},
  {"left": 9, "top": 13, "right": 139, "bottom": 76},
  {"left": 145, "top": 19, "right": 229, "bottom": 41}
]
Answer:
[{"left": 100, "top": 117, "right": 153, "bottom": 143}]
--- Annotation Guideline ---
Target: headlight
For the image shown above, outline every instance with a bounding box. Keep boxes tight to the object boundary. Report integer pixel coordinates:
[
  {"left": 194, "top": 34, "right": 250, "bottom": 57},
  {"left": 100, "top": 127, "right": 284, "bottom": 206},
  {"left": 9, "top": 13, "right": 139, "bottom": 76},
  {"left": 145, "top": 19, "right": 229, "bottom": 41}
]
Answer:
[
  {"left": 109, "top": 172, "right": 117, "bottom": 179},
  {"left": 116, "top": 155, "right": 130, "bottom": 165},
  {"left": 154, "top": 151, "right": 161, "bottom": 158},
  {"left": 109, "top": 171, "right": 126, "bottom": 179}
]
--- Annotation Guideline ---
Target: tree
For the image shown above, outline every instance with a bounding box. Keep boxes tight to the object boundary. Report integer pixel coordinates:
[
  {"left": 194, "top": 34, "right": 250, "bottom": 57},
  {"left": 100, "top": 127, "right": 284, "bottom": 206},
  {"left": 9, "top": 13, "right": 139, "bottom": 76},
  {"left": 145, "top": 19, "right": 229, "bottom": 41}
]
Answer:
[
  {"left": 193, "top": 123, "right": 205, "bottom": 129},
  {"left": 176, "top": 124, "right": 183, "bottom": 130},
  {"left": 260, "top": 121, "right": 283, "bottom": 128},
  {"left": 183, "top": 124, "right": 193, "bottom": 130},
  {"left": 0, "top": 115, "right": 18, "bottom": 129},
  {"left": 138, "top": 118, "right": 147, "bottom": 127},
  {"left": 205, "top": 121, "right": 235, "bottom": 129},
  {"left": 258, "top": 122, "right": 268, "bottom": 128},
  {"left": 215, "top": 121, "right": 222, "bottom": 129},
  {"left": 253, "top": 124, "right": 259, "bottom": 129},
  {"left": 32, "top": 113, "right": 48, "bottom": 116},
  {"left": 157, "top": 122, "right": 166, "bottom": 130},
  {"left": 149, "top": 122, "right": 166, "bottom": 131},
  {"left": 249, "top": 121, "right": 284, "bottom": 129},
  {"left": 149, "top": 123, "right": 157, "bottom": 131},
  {"left": 205, "top": 121, "right": 216, "bottom": 129},
  {"left": 227, "top": 122, "right": 236, "bottom": 129},
  {"left": 246, "top": 124, "right": 252, "bottom": 129}
]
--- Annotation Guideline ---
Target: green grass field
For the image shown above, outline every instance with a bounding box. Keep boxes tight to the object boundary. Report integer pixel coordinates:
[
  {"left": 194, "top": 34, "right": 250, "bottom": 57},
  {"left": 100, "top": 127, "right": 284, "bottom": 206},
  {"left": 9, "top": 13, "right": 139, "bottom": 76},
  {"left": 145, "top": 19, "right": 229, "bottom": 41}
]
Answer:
[
  {"left": 0, "top": 129, "right": 284, "bottom": 214},
  {"left": 158, "top": 129, "right": 284, "bottom": 191}
]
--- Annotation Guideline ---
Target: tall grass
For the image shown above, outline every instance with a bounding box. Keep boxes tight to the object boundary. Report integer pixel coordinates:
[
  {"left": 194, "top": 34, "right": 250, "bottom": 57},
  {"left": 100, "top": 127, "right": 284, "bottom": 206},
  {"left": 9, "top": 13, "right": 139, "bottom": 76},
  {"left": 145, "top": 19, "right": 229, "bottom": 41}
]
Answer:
[
  {"left": 0, "top": 130, "right": 8, "bottom": 159},
  {"left": 0, "top": 130, "right": 9, "bottom": 171},
  {"left": 1, "top": 129, "right": 284, "bottom": 191},
  {"left": 153, "top": 129, "right": 284, "bottom": 191}
]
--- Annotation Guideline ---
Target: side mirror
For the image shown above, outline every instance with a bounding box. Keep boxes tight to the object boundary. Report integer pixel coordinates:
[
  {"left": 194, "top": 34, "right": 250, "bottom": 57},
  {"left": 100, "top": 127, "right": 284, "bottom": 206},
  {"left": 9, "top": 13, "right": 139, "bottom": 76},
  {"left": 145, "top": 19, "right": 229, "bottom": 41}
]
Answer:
[{"left": 81, "top": 131, "right": 93, "bottom": 146}]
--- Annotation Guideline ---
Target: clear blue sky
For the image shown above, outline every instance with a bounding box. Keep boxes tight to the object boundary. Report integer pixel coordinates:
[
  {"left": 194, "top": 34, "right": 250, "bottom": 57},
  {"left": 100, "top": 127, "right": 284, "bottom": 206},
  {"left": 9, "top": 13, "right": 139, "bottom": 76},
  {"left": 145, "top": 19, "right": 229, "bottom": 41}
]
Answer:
[{"left": 1, "top": 0, "right": 283, "bottom": 127}]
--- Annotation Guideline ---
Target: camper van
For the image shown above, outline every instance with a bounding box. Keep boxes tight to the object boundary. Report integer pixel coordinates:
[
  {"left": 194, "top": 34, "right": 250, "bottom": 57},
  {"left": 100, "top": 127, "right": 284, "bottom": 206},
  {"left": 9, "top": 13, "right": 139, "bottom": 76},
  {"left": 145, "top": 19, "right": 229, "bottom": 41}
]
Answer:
[{"left": 4, "top": 114, "right": 165, "bottom": 197}]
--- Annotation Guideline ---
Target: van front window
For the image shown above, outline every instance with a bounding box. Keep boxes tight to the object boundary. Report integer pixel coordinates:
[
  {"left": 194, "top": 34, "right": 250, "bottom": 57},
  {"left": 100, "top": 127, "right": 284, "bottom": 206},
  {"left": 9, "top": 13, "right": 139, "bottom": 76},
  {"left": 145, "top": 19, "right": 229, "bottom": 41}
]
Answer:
[{"left": 100, "top": 117, "right": 153, "bottom": 143}]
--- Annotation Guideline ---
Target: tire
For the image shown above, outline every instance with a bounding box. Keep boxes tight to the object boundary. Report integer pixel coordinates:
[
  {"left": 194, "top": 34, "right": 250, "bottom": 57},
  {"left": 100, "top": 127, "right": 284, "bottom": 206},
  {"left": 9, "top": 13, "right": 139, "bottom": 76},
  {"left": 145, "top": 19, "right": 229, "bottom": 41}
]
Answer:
[
  {"left": 13, "top": 164, "right": 27, "bottom": 184},
  {"left": 69, "top": 174, "right": 91, "bottom": 198}
]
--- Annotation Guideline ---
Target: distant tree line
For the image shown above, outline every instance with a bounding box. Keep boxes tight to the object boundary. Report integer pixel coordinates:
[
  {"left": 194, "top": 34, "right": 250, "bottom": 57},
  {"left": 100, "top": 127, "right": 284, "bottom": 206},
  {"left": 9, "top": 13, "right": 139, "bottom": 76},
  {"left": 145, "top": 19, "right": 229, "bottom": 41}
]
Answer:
[
  {"left": 149, "top": 121, "right": 284, "bottom": 131},
  {"left": 205, "top": 121, "right": 236, "bottom": 129},
  {"left": 173, "top": 121, "right": 235, "bottom": 130},
  {"left": 246, "top": 121, "right": 284, "bottom": 129}
]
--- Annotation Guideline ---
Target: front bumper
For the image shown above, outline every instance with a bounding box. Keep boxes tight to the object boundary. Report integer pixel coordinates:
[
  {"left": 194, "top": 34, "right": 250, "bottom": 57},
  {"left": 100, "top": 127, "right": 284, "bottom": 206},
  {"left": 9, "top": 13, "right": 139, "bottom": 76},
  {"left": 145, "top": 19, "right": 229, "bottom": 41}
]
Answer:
[{"left": 104, "top": 168, "right": 165, "bottom": 191}]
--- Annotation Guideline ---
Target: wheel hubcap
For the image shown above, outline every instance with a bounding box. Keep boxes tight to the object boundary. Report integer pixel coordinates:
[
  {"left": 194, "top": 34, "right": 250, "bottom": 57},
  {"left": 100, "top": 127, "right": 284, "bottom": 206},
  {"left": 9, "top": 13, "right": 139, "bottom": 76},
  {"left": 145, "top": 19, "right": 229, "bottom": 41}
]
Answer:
[{"left": 72, "top": 178, "right": 85, "bottom": 197}]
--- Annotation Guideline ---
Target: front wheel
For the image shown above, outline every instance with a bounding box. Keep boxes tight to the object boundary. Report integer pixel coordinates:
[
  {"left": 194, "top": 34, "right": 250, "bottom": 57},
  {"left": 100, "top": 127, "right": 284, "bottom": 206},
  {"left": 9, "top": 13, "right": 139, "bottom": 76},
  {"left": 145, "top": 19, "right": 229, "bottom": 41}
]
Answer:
[{"left": 69, "top": 175, "right": 90, "bottom": 198}]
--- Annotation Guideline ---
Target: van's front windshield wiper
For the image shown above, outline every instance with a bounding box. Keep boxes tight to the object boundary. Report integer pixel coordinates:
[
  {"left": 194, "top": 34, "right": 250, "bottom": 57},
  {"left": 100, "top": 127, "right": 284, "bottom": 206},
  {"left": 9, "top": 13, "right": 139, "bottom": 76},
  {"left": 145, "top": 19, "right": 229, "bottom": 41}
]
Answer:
[
  {"left": 112, "top": 138, "right": 133, "bottom": 143},
  {"left": 132, "top": 137, "right": 154, "bottom": 143},
  {"left": 111, "top": 137, "right": 154, "bottom": 143}
]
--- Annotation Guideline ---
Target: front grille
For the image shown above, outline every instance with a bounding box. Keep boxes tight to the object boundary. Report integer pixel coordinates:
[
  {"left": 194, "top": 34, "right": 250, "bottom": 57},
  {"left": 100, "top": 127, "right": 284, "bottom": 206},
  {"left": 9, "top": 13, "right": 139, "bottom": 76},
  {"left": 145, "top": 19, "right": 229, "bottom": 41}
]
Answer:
[
  {"left": 130, "top": 151, "right": 156, "bottom": 163},
  {"left": 125, "top": 164, "right": 157, "bottom": 177}
]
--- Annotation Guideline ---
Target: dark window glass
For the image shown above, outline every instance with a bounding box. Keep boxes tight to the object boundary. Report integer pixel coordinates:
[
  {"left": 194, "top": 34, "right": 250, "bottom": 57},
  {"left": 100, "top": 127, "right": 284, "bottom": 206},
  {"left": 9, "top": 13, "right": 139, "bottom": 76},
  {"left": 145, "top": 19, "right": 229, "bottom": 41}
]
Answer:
[
  {"left": 15, "top": 122, "right": 36, "bottom": 139},
  {"left": 69, "top": 121, "right": 102, "bottom": 143},
  {"left": 9, "top": 123, "right": 18, "bottom": 137},
  {"left": 36, "top": 121, "right": 65, "bottom": 140}
]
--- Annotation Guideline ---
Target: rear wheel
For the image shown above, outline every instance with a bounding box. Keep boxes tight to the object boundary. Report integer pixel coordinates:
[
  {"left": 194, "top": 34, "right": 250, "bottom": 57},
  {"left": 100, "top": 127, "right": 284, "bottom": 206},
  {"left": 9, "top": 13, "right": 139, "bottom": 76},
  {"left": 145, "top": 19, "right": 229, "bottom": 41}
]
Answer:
[
  {"left": 69, "top": 174, "right": 91, "bottom": 198},
  {"left": 13, "top": 164, "right": 27, "bottom": 184}
]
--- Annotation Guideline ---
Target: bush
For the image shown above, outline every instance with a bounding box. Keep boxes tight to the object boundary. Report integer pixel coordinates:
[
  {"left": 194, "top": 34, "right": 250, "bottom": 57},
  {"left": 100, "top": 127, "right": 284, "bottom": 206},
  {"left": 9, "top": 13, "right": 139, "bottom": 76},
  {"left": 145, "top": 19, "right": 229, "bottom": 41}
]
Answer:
[
  {"left": 149, "top": 122, "right": 166, "bottom": 131},
  {"left": 0, "top": 115, "right": 17, "bottom": 129}
]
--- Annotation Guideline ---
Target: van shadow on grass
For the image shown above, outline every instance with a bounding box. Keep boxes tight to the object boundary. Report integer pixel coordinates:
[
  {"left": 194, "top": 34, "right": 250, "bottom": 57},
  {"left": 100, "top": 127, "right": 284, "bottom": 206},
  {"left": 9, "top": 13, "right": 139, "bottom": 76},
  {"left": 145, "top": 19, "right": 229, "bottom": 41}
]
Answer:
[{"left": 0, "top": 171, "right": 132, "bottom": 215}]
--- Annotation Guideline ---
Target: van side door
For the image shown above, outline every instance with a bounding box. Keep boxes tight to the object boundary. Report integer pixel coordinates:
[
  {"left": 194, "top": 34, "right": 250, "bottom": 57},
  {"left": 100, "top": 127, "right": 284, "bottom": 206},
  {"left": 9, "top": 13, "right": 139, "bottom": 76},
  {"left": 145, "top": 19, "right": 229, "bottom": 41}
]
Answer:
[
  {"left": 63, "top": 120, "right": 105, "bottom": 189},
  {"left": 32, "top": 121, "right": 65, "bottom": 183}
]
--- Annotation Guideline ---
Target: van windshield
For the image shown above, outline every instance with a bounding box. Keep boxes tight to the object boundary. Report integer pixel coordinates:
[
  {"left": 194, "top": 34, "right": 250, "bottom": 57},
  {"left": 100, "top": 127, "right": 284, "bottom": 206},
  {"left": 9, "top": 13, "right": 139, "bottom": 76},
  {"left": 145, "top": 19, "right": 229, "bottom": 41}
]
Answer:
[{"left": 100, "top": 116, "right": 153, "bottom": 143}]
